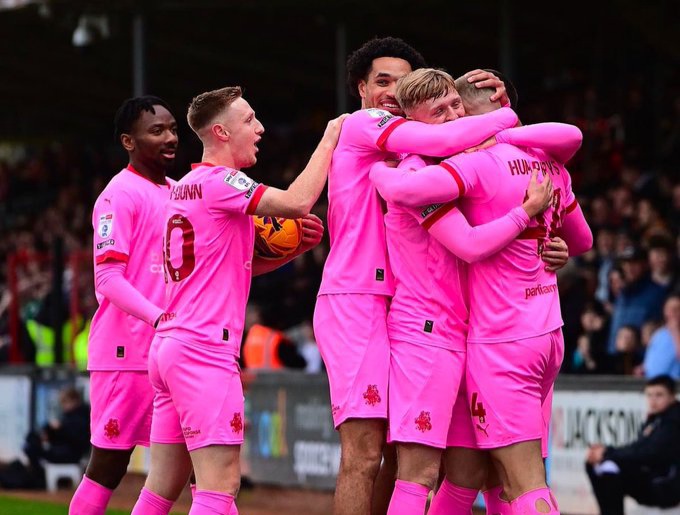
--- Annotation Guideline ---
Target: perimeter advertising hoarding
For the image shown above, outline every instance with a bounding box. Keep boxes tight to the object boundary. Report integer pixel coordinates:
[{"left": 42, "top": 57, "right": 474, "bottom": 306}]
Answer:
[{"left": 244, "top": 372, "right": 340, "bottom": 490}]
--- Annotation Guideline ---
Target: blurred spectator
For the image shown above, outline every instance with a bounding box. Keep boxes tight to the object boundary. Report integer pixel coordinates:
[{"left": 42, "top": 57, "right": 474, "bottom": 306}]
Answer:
[
  {"left": 0, "top": 386, "right": 90, "bottom": 489},
  {"left": 572, "top": 301, "right": 609, "bottom": 373},
  {"left": 648, "top": 236, "right": 677, "bottom": 289},
  {"left": 606, "top": 247, "right": 668, "bottom": 355},
  {"left": 643, "top": 294, "right": 680, "bottom": 380},
  {"left": 612, "top": 325, "right": 643, "bottom": 376},
  {"left": 594, "top": 227, "right": 617, "bottom": 305},
  {"left": 585, "top": 375, "right": 680, "bottom": 513}
]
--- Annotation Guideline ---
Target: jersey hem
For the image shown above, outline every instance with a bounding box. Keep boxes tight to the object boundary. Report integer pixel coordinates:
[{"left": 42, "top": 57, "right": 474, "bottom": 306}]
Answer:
[
  {"left": 317, "top": 288, "right": 395, "bottom": 297},
  {"left": 388, "top": 336, "right": 466, "bottom": 353},
  {"left": 467, "top": 321, "right": 563, "bottom": 343}
]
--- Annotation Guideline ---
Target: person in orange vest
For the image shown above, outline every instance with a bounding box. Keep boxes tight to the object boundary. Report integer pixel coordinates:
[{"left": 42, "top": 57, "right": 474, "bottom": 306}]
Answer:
[{"left": 242, "top": 304, "right": 306, "bottom": 370}]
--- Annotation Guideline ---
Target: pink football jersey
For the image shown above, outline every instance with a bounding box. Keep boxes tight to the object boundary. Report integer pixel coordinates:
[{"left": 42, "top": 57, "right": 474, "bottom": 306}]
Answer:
[
  {"left": 154, "top": 163, "right": 266, "bottom": 356},
  {"left": 89, "top": 165, "right": 172, "bottom": 370},
  {"left": 384, "top": 155, "right": 468, "bottom": 350},
  {"left": 440, "top": 145, "right": 577, "bottom": 342},
  {"left": 318, "top": 107, "right": 518, "bottom": 297}
]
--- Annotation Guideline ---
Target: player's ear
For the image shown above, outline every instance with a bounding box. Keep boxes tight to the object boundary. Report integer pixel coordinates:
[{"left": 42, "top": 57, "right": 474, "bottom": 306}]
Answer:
[
  {"left": 120, "top": 133, "right": 134, "bottom": 152},
  {"left": 358, "top": 80, "right": 368, "bottom": 100},
  {"left": 212, "top": 123, "right": 230, "bottom": 142}
]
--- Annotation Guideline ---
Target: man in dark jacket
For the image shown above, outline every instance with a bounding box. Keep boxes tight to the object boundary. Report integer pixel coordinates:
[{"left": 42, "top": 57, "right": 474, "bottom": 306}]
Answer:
[
  {"left": 585, "top": 375, "right": 680, "bottom": 514},
  {"left": 0, "top": 386, "right": 90, "bottom": 489}
]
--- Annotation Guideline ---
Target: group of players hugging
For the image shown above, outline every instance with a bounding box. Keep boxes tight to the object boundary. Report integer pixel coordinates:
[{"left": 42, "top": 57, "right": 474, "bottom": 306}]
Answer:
[{"left": 67, "top": 36, "right": 592, "bottom": 515}]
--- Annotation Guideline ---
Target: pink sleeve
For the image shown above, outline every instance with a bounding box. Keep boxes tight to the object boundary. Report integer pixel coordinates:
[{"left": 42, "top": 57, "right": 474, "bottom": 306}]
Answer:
[
  {"left": 557, "top": 202, "right": 593, "bottom": 256},
  {"left": 418, "top": 204, "right": 530, "bottom": 263},
  {"left": 370, "top": 162, "right": 461, "bottom": 207},
  {"left": 496, "top": 123, "right": 583, "bottom": 163},
  {"left": 92, "top": 189, "right": 133, "bottom": 265},
  {"left": 383, "top": 107, "right": 519, "bottom": 156},
  {"left": 204, "top": 168, "right": 267, "bottom": 216},
  {"left": 95, "top": 261, "right": 164, "bottom": 327}
]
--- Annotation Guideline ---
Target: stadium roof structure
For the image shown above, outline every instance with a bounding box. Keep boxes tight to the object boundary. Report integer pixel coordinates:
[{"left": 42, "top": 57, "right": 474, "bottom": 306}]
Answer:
[{"left": 0, "top": 0, "right": 678, "bottom": 140}]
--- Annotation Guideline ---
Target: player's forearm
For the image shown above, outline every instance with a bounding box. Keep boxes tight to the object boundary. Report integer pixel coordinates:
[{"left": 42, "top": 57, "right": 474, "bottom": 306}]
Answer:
[
  {"left": 370, "top": 163, "right": 460, "bottom": 207},
  {"left": 496, "top": 123, "right": 583, "bottom": 163},
  {"left": 251, "top": 254, "right": 298, "bottom": 276},
  {"left": 556, "top": 204, "right": 593, "bottom": 256},
  {"left": 428, "top": 206, "right": 529, "bottom": 263},
  {"left": 95, "top": 262, "right": 163, "bottom": 326},
  {"left": 283, "top": 140, "right": 335, "bottom": 217},
  {"left": 385, "top": 107, "right": 518, "bottom": 157}
]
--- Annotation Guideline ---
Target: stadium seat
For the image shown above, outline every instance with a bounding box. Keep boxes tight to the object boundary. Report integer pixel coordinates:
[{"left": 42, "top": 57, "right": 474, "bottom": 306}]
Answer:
[{"left": 43, "top": 461, "right": 84, "bottom": 492}]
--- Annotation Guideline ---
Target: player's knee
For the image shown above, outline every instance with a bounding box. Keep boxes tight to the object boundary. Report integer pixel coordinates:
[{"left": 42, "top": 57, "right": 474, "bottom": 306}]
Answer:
[
  {"left": 399, "top": 460, "right": 440, "bottom": 490},
  {"left": 340, "top": 444, "right": 382, "bottom": 478},
  {"left": 85, "top": 449, "right": 133, "bottom": 489},
  {"left": 447, "top": 462, "right": 487, "bottom": 490}
]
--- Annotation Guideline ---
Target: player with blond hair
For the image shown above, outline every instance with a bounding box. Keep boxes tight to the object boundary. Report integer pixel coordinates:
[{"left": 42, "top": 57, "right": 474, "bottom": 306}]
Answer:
[{"left": 130, "top": 86, "right": 346, "bottom": 515}]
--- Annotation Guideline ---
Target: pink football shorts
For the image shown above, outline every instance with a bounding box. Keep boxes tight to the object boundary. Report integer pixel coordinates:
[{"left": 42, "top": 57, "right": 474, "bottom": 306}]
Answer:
[
  {"left": 148, "top": 336, "right": 245, "bottom": 451},
  {"left": 447, "top": 377, "right": 476, "bottom": 449},
  {"left": 89, "top": 370, "right": 154, "bottom": 449},
  {"left": 314, "top": 294, "right": 390, "bottom": 428},
  {"left": 465, "top": 328, "right": 564, "bottom": 450},
  {"left": 388, "top": 339, "right": 465, "bottom": 448},
  {"left": 447, "top": 373, "right": 554, "bottom": 457}
]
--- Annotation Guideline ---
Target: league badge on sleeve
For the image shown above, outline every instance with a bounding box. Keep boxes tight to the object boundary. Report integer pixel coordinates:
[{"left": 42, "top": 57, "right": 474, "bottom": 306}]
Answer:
[
  {"left": 224, "top": 170, "right": 254, "bottom": 191},
  {"left": 98, "top": 213, "right": 114, "bottom": 238}
]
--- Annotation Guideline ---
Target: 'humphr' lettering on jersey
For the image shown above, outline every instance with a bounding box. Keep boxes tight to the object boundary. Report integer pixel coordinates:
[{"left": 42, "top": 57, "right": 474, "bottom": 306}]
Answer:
[
  {"left": 170, "top": 184, "right": 203, "bottom": 201},
  {"left": 507, "top": 159, "right": 561, "bottom": 177}
]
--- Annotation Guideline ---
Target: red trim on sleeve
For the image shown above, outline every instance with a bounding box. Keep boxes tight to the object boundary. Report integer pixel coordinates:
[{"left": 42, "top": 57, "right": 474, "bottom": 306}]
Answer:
[
  {"left": 422, "top": 203, "right": 456, "bottom": 231},
  {"left": 566, "top": 200, "right": 578, "bottom": 214},
  {"left": 246, "top": 185, "right": 268, "bottom": 215},
  {"left": 95, "top": 250, "right": 129, "bottom": 265},
  {"left": 376, "top": 118, "right": 408, "bottom": 152},
  {"left": 439, "top": 162, "right": 466, "bottom": 196}
]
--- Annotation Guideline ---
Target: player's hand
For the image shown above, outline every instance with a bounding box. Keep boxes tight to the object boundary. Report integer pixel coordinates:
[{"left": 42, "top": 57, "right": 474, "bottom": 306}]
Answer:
[
  {"left": 522, "top": 170, "right": 553, "bottom": 218},
  {"left": 321, "top": 113, "right": 350, "bottom": 149},
  {"left": 464, "top": 69, "right": 509, "bottom": 105},
  {"left": 464, "top": 136, "right": 497, "bottom": 153},
  {"left": 297, "top": 214, "right": 324, "bottom": 254},
  {"left": 542, "top": 237, "right": 569, "bottom": 271}
]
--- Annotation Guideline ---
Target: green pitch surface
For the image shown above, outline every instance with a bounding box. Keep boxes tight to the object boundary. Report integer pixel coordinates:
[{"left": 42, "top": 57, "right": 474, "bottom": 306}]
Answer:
[{"left": 0, "top": 496, "right": 185, "bottom": 514}]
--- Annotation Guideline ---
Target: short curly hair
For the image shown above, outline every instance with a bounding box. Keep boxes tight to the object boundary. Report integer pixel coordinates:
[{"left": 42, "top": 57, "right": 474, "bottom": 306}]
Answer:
[{"left": 346, "top": 37, "right": 427, "bottom": 99}]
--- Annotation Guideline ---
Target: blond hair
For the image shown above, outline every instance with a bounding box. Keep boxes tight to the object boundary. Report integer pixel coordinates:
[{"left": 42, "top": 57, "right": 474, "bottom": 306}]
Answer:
[
  {"left": 396, "top": 68, "right": 456, "bottom": 113},
  {"left": 187, "top": 86, "right": 242, "bottom": 134}
]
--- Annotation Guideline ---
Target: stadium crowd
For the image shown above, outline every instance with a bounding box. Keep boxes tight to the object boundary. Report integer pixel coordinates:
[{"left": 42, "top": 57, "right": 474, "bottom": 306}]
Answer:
[{"left": 0, "top": 73, "right": 679, "bottom": 377}]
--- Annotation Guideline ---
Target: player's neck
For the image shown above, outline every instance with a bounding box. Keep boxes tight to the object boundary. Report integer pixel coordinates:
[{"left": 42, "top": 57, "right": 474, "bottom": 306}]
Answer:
[
  {"left": 129, "top": 159, "right": 166, "bottom": 184},
  {"left": 202, "top": 149, "right": 238, "bottom": 170}
]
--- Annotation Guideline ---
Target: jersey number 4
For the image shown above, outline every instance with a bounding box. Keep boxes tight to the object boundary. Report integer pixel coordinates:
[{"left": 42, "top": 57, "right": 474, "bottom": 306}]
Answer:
[{"left": 165, "top": 214, "right": 195, "bottom": 282}]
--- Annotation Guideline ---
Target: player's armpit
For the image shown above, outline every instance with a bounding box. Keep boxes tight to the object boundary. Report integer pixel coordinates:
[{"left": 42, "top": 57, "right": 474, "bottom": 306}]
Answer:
[
  {"left": 554, "top": 203, "right": 593, "bottom": 256},
  {"left": 425, "top": 205, "right": 529, "bottom": 263},
  {"left": 496, "top": 123, "right": 583, "bottom": 163},
  {"left": 370, "top": 162, "right": 460, "bottom": 207}
]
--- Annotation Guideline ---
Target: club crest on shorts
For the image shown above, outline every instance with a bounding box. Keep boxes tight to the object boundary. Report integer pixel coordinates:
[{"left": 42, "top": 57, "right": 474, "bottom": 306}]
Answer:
[
  {"left": 230, "top": 412, "right": 243, "bottom": 433},
  {"left": 363, "top": 385, "right": 381, "bottom": 406},
  {"left": 415, "top": 411, "right": 433, "bottom": 432},
  {"left": 97, "top": 213, "right": 114, "bottom": 238},
  {"left": 104, "top": 418, "right": 120, "bottom": 439}
]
